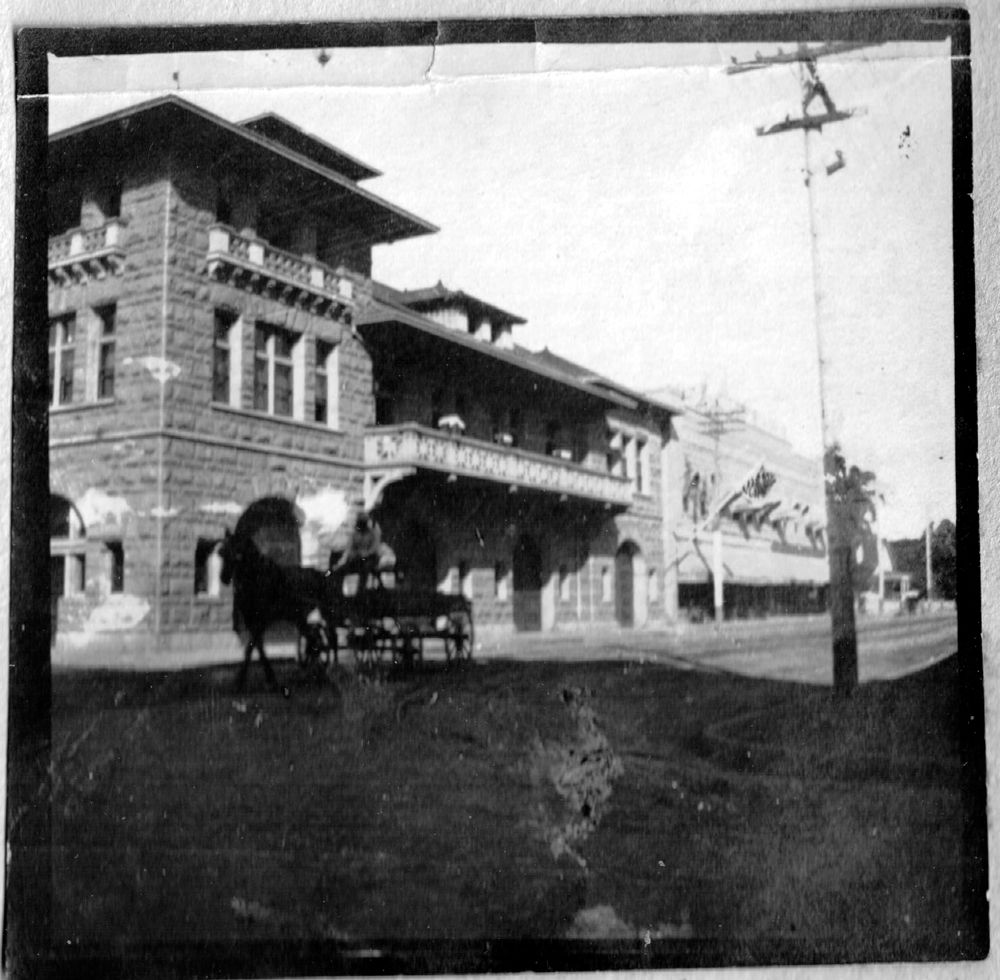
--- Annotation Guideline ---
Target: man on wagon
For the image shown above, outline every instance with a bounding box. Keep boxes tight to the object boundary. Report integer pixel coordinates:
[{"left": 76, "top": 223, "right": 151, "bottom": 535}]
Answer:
[{"left": 332, "top": 510, "right": 393, "bottom": 594}]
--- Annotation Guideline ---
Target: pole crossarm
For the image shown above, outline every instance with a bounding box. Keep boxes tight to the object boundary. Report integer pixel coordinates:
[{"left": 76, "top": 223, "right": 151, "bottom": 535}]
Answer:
[
  {"left": 725, "top": 40, "right": 883, "bottom": 74},
  {"left": 755, "top": 107, "right": 865, "bottom": 137}
]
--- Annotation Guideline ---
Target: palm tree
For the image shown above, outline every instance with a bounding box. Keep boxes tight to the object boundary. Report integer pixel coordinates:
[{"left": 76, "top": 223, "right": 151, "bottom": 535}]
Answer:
[{"left": 824, "top": 445, "right": 879, "bottom": 697}]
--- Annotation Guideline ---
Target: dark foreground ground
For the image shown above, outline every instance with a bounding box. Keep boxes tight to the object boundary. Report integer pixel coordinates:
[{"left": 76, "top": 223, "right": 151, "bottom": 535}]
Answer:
[{"left": 40, "top": 618, "right": 988, "bottom": 975}]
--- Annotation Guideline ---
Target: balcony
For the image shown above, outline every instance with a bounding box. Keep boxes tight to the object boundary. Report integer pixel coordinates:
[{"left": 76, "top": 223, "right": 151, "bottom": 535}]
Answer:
[
  {"left": 48, "top": 219, "right": 127, "bottom": 285},
  {"left": 206, "top": 224, "right": 356, "bottom": 321},
  {"left": 364, "top": 422, "right": 633, "bottom": 506}
]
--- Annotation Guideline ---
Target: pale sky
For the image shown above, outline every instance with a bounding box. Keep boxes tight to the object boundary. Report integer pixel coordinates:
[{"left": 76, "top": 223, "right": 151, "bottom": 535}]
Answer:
[{"left": 47, "top": 39, "right": 956, "bottom": 538}]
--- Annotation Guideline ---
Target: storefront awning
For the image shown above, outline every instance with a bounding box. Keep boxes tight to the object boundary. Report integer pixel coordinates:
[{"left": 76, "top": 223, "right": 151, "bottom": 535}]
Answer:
[{"left": 677, "top": 538, "right": 829, "bottom": 586}]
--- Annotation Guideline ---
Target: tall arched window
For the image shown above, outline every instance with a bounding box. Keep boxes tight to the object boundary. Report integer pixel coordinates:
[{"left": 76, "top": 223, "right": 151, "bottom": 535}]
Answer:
[{"left": 50, "top": 494, "right": 86, "bottom": 597}]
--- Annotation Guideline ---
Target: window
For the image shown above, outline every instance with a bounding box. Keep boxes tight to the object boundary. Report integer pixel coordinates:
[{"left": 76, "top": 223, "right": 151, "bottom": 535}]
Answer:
[
  {"left": 375, "top": 380, "right": 396, "bottom": 426},
  {"left": 459, "top": 560, "right": 473, "bottom": 600},
  {"left": 212, "top": 309, "right": 239, "bottom": 405},
  {"left": 254, "top": 323, "right": 295, "bottom": 418},
  {"left": 601, "top": 566, "right": 612, "bottom": 603},
  {"left": 494, "top": 562, "right": 509, "bottom": 602},
  {"left": 648, "top": 568, "right": 659, "bottom": 604},
  {"left": 559, "top": 564, "right": 571, "bottom": 602},
  {"left": 315, "top": 339, "right": 339, "bottom": 427},
  {"left": 195, "top": 539, "right": 223, "bottom": 597},
  {"left": 509, "top": 407, "right": 523, "bottom": 448},
  {"left": 635, "top": 437, "right": 647, "bottom": 494},
  {"left": 50, "top": 495, "right": 86, "bottom": 597},
  {"left": 105, "top": 540, "right": 124, "bottom": 593},
  {"left": 49, "top": 314, "right": 76, "bottom": 407},
  {"left": 431, "top": 387, "right": 445, "bottom": 427},
  {"left": 606, "top": 428, "right": 625, "bottom": 477},
  {"left": 97, "top": 305, "right": 116, "bottom": 399},
  {"left": 545, "top": 421, "right": 560, "bottom": 457}
]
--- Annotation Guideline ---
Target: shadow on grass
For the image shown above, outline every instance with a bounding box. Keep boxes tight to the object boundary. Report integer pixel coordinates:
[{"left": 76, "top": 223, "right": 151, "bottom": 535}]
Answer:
[{"left": 43, "top": 651, "right": 988, "bottom": 974}]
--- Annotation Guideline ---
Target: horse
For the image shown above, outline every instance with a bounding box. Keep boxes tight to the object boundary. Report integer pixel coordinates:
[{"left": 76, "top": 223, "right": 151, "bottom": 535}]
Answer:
[{"left": 218, "top": 529, "right": 338, "bottom": 695}]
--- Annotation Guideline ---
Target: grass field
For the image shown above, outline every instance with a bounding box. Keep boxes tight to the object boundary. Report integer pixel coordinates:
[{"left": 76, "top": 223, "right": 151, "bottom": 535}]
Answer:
[{"left": 48, "top": 648, "right": 988, "bottom": 971}]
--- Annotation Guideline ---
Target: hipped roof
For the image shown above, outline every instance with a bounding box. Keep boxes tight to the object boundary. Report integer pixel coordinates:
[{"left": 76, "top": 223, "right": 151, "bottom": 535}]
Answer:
[{"left": 49, "top": 95, "right": 437, "bottom": 246}]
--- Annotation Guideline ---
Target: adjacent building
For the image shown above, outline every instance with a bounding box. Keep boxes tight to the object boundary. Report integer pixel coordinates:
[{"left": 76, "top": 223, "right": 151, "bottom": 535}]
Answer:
[
  {"left": 667, "top": 396, "right": 830, "bottom": 620},
  {"left": 46, "top": 95, "right": 827, "bottom": 655}
]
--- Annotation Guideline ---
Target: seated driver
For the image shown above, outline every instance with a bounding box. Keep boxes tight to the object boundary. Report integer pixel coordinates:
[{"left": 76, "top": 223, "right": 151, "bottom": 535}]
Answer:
[{"left": 333, "top": 511, "right": 389, "bottom": 592}]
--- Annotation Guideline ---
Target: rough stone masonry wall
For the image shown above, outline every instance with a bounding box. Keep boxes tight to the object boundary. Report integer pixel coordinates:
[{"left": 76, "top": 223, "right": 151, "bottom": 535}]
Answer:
[
  {"left": 49, "top": 162, "right": 184, "bottom": 639},
  {"left": 49, "top": 151, "right": 378, "bottom": 647},
  {"left": 152, "top": 161, "right": 375, "bottom": 633}
]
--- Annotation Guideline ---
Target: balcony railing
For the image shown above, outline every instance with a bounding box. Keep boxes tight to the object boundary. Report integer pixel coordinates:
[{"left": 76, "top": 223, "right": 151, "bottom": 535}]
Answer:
[
  {"left": 365, "top": 422, "right": 633, "bottom": 506},
  {"left": 206, "top": 224, "right": 356, "bottom": 321},
  {"left": 48, "top": 219, "right": 127, "bottom": 285}
]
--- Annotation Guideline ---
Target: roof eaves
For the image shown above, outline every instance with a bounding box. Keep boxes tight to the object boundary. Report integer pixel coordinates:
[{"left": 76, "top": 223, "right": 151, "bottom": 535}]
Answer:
[
  {"left": 50, "top": 95, "right": 439, "bottom": 240},
  {"left": 358, "top": 299, "right": 636, "bottom": 409}
]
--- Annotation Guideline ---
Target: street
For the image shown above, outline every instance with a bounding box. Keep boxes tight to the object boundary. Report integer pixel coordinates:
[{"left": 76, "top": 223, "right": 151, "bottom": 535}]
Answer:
[{"left": 478, "top": 610, "right": 960, "bottom": 685}]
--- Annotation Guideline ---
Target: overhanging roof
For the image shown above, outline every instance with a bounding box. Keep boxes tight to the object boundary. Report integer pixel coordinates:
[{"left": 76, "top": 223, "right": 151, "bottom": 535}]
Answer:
[
  {"left": 358, "top": 298, "right": 637, "bottom": 410},
  {"left": 49, "top": 95, "right": 438, "bottom": 246},
  {"left": 532, "top": 347, "right": 685, "bottom": 417},
  {"left": 396, "top": 282, "right": 527, "bottom": 326},
  {"left": 239, "top": 113, "right": 382, "bottom": 182}
]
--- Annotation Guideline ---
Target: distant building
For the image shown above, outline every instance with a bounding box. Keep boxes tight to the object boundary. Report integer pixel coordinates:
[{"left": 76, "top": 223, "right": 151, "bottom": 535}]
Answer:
[{"left": 666, "top": 397, "right": 830, "bottom": 620}]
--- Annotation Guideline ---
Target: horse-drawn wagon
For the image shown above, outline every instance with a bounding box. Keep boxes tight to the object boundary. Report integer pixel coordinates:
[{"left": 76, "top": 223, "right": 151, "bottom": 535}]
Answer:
[
  {"left": 219, "top": 528, "right": 473, "bottom": 692},
  {"left": 301, "top": 568, "right": 475, "bottom": 675}
]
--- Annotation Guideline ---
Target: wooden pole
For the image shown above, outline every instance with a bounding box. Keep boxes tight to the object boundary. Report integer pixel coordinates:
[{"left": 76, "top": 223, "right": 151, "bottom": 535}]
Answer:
[{"left": 801, "top": 78, "right": 858, "bottom": 697}]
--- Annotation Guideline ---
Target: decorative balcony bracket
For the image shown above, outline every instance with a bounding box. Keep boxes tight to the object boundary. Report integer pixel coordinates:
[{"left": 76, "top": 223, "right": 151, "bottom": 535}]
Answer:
[
  {"left": 48, "top": 219, "right": 127, "bottom": 286},
  {"left": 206, "top": 224, "right": 356, "bottom": 323}
]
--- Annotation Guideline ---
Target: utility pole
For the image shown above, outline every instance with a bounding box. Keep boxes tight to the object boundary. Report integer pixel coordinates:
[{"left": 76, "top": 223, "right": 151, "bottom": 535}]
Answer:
[
  {"left": 926, "top": 520, "right": 934, "bottom": 606},
  {"left": 728, "top": 41, "right": 878, "bottom": 698},
  {"left": 700, "top": 400, "right": 746, "bottom": 624}
]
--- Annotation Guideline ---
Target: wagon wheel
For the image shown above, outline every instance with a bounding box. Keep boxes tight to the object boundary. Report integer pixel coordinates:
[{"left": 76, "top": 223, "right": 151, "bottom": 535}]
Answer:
[
  {"left": 399, "top": 622, "right": 423, "bottom": 672},
  {"left": 350, "top": 622, "right": 380, "bottom": 673},
  {"left": 299, "top": 620, "right": 336, "bottom": 679},
  {"left": 376, "top": 617, "right": 404, "bottom": 667},
  {"left": 444, "top": 607, "right": 474, "bottom": 665}
]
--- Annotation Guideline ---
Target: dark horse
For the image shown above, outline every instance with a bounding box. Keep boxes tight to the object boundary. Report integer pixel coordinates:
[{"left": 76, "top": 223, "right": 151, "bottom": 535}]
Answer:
[{"left": 218, "top": 529, "right": 336, "bottom": 695}]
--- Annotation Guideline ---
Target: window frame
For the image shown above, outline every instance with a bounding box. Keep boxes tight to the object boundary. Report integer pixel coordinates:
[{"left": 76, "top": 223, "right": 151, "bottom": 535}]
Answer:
[
  {"left": 96, "top": 304, "right": 116, "bottom": 400},
  {"left": 48, "top": 313, "right": 77, "bottom": 408},
  {"left": 253, "top": 322, "right": 297, "bottom": 419}
]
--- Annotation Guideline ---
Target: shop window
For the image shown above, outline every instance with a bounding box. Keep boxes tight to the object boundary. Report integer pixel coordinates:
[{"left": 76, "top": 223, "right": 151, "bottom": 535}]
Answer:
[
  {"left": 96, "top": 304, "right": 116, "bottom": 399},
  {"left": 315, "top": 339, "right": 340, "bottom": 427},
  {"left": 254, "top": 322, "right": 297, "bottom": 418},
  {"left": 194, "top": 539, "right": 223, "bottom": 597},
  {"left": 48, "top": 314, "right": 76, "bottom": 408}
]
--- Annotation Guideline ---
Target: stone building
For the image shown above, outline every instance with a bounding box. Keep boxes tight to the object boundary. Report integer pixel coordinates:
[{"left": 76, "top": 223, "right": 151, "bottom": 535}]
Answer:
[{"left": 46, "top": 95, "right": 684, "bottom": 654}]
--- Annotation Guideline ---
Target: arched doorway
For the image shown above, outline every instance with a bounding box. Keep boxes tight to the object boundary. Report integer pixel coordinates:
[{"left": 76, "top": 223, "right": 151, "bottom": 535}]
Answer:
[
  {"left": 234, "top": 497, "right": 301, "bottom": 565},
  {"left": 513, "top": 534, "right": 542, "bottom": 631},
  {"left": 615, "top": 540, "right": 646, "bottom": 627}
]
